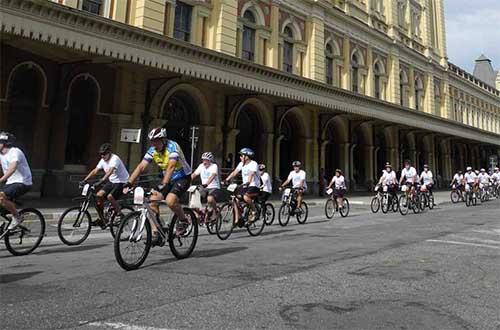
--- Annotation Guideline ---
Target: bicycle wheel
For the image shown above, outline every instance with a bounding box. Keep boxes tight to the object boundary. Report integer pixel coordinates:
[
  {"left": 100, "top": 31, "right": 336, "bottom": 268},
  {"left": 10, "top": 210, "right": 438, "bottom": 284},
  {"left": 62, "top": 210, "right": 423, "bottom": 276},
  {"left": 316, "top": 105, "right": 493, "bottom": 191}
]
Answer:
[
  {"left": 370, "top": 196, "right": 380, "bottom": 214},
  {"left": 108, "top": 206, "right": 134, "bottom": 239},
  {"left": 391, "top": 195, "right": 399, "bottom": 212},
  {"left": 472, "top": 193, "right": 478, "bottom": 206},
  {"left": 246, "top": 204, "right": 265, "bottom": 236},
  {"left": 296, "top": 202, "right": 309, "bottom": 224},
  {"left": 216, "top": 203, "right": 234, "bottom": 240},
  {"left": 418, "top": 194, "right": 427, "bottom": 212},
  {"left": 339, "top": 199, "right": 350, "bottom": 217},
  {"left": 169, "top": 208, "right": 198, "bottom": 259},
  {"left": 325, "top": 198, "right": 335, "bottom": 219},
  {"left": 399, "top": 195, "right": 409, "bottom": 216},
  {"left": 381, "top": 194, "right": 390, "bottom": 214},
  {"left": 263, "top": 203, "right": 275, "bottom": 226},
  {"left": 465, "top": 192, "right": 472, "bottom": 207},
  {"left": 428, "top": 194, "right": 435, "bottom": 210},
  {"left": 412, "top": 195, "right": 421, "bottom": 214},
  {"left": 114, "top": 211, "right": 151, "bottom": 271},
  {"left": 5, "top": 208, "right": 45, "bottom": 256},
  {"left": 450, "top": 191, "right": 460, "bottom": 203},
  {"left": 278, "top": 203, "right": 291, "bottom": 226},
  {"left": 206, "top": 215, "right": 217, "bottom": 235},
  {"left": 57, "top": 206, "right": 91, "bottom": 246}
]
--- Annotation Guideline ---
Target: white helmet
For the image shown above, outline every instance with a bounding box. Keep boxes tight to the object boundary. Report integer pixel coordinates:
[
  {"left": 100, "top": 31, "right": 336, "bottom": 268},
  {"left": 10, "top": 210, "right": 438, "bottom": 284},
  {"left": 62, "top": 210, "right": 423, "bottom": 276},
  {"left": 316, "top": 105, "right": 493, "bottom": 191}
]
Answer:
[
  {"left": 148, "top": 128, "right": 167, "bottom": 141},
  {"left": 201, "top": 152, "right": 214, "bottom": 162},
  {"left": 466, "top": 166, "right": 472, "bottom": 171}
]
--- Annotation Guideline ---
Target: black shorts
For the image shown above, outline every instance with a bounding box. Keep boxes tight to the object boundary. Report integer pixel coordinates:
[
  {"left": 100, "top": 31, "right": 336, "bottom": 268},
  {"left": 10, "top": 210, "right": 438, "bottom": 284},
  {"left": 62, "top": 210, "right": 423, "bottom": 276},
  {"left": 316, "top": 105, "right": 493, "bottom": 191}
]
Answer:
[
  {"left": 259, "top": 191, "right": 271, "bottom": 202},
  {"left": 333, "top": 188, "right": 346, "bottom": 198},
  {"left": 100, "top": 182, "right": 125, "bottom": 199},
  {"left": 200, "top": 188, "right": 224, "bottom": 203},
  {"left": 242, "top": 186, "right": 260, "bottom": 197},
  {"left": 161, "top": 176, "right": 191, "bottom": 198},
  {"left": 0, "top": 183, "right": 31, "bottom": 200}
]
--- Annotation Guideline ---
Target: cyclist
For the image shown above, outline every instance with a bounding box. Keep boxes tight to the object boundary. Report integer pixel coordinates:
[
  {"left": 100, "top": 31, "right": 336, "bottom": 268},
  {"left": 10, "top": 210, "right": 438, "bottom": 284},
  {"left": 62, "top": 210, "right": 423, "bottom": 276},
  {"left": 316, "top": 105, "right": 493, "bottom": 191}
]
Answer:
[
  {"left": 224, "top": 148, "right": 260, "bottom": 224},
  {"left": 191, "top": 152, "right": 222, "bottom": 219},
  {"left": 381, "top": 163, "right": 398, "bottom": 198},
  {"left": 326, "top": 169, "right": 346, "bottom": 208},
  {"left": 464, "top": 166, "right": 478, "bottom": 195},
  {"left": 81, "top": 143, "right": 129, "bottom": 226},
  {"left": 478, "top": 168, "right": 491, "bottom": 192},
  {"left": 0, "top": 132, "right": 32, "bottom": 230},
  {"left": 376, "top": 162, "right": 392, "bottom": 186},
  {"left": 259, "top": 164, "right": 272, "bottom": 202},
  {"left": 280, "top": 161, "right": 307, "bottom": 211},
  {"left": 125, "top": 128, "right": 192, "bottom": 244},
  {"left": 492, "top": 167, "right": 500, "bottom": 197},
  {"left": 399, "top": 160, "right": 418, "bottom": 193},
  {"left": 450, "top": 170, "right": 464, "bottom": 189},
  {"left": 419, "top": 164, "right": 434, "bottom": 191}
]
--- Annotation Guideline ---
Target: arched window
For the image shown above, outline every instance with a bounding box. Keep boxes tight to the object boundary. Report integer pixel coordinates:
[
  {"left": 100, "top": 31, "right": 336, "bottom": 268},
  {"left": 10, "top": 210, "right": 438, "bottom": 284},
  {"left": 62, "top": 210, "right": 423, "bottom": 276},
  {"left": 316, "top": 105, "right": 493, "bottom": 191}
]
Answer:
[
  {"left": 174, "top": 1, "right": 193, "bottom": 42},
  {"left": 399, "top": 70, "right": 409, "bottom": 107},
  {"left": 415, "top": 76, "right": 424, "bottom": 111},
  {"left": 325, "top": 43, "right": 334, "bottom": 85},
  {"left": 81, "top": 0, "right": 103, "bottom": 15},
  {"left": 242, "top": 10, "right": 256, "bottom": 62},
  {"left": 351, "top": 53, "right": 359, "bottom": 93},
  {"left": 283, "top": 26, "right": 294, "bottom": 73},
  {"left": 434, "top": 83, "right": 441, "bottom": 115}
]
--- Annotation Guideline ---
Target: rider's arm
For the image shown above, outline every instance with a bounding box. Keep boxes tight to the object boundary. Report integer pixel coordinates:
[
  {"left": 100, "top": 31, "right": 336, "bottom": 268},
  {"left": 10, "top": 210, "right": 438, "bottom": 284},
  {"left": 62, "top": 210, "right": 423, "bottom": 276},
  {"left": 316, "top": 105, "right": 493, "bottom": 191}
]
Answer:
[
  {"left": 128, "top": 160, "right": 149, "bottom": 185},
  {"left": 161, "top": 159, "right": 177, "bottom": 185},
  {"left": 246, "top": 171, "right": 255, "bottom": 185},
  {"left": 100, "top": 167, "right": 115, "bottom": 183},
  {"left": 281, "top": 178, "right": 291, "bottom": 188},
  {"left": 0, "top": 161, "right": 17, "bottom": 183},
  {"left": 205, "top": 173, "right": 217, "bottom": 186},
  {"left": 83, "top": 167, "right": 100, "bottom": 182}
]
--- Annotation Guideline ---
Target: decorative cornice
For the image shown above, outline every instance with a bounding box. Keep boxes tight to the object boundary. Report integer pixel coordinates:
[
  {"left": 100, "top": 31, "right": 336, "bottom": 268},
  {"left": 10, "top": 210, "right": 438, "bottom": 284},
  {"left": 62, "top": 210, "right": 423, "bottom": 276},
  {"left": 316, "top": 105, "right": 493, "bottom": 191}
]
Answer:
[{"left": 2, "top": 0, "right": 499, "bottom": 145}]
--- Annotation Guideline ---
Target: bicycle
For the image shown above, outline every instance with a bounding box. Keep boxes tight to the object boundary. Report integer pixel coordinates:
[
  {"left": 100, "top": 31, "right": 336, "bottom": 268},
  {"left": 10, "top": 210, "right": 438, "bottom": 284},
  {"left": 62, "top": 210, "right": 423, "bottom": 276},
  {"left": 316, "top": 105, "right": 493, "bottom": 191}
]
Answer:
[
  {"left": 278, "top": 188, "right": 308, "bottom": 226},
  {"left": 0, "top": 200, "right": 45, "bottom": 256},
  {"left": 398, "top": 184, "right": 420, "bottom": 216},
  {"left": 57, "top": 183, "right": 134, "bottom": 246},
  {"left": 416, "top": 185, "right": 434, "bottom": 211},
  {"left": 370, "top": 185, "right": 384, "bottom": 213},
  {"left": 380, "top": 185, "right": 399, "bottom": 214},
  {"left": 260, "top": 191, "right": 276, "bottom": 226},
  {"left": 324, "top": 188, "right": 350, "bottom": 219},
  {"left": 479, "top": 183, "right": 492, "bottom": 203},
  {"left": 187, "top": 185, "right": 219, "bottom": 235},
  {"left": 450, "top": 184, "right": 464, "bottom": 203},
  {"left": 114, "top": 187, "right": 198, "bottom": 271},
  {"left": 216, "top": 184, "right": 266, "bottom": 240},
  {"left": 464, "top": 184, "right": 478, "bottom": 207}
]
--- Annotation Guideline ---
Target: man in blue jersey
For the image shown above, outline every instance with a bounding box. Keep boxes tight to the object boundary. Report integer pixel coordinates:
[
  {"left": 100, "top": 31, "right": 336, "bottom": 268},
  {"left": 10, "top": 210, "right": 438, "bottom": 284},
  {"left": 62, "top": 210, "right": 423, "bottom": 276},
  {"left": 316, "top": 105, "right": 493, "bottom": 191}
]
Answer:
[{"left": 125, "top": 128, "right": 192, "bottom": 243}]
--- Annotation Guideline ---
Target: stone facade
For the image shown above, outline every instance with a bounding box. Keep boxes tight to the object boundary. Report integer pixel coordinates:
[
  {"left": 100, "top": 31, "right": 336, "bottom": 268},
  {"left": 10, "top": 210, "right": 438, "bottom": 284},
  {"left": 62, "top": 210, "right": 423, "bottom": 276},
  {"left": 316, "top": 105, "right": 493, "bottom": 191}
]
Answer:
[{"left": 1, "top": 0, "right": 499, "bottom": 197}]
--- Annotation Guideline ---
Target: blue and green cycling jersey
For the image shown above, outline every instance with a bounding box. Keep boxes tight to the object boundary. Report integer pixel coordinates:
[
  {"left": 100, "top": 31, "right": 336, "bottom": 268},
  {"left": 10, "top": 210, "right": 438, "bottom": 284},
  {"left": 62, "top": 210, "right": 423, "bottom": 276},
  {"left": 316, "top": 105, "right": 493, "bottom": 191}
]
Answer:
[{"left": 143, "top": 140, "right": 192, "bottom": 181}]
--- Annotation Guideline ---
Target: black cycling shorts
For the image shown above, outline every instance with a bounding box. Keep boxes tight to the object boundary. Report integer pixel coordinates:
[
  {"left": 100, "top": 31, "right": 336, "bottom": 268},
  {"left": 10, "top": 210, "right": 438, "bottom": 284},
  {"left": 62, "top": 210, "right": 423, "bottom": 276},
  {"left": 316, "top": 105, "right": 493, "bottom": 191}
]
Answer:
[
  {"left": 0, "top": 183, "right": 31, "bottom": 200},
  {"left": 160, "top": 176, "right": 191, "bottom": 198},
  {"left": 259, "top": 191, "right": 271, "bottom": 202},
  {"left": 100, "top": 182, "right": 125, "bottom": 200},
  {"left": 333, "top": 188, "right": 346, "bottom": 198},
  {"left": 200, "top": 188, "right": 224, "bottom": 203},
  {"left": 242, "top": 186, "right": 260, "bottom": 197}
]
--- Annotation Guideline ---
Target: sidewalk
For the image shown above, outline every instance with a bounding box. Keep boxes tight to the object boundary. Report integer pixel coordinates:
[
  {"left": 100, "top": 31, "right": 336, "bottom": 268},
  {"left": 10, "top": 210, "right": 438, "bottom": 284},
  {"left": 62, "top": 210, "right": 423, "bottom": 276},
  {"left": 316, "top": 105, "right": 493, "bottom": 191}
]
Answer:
[{"left": 16, "top": 190, "right": 453, "bottom": 222}]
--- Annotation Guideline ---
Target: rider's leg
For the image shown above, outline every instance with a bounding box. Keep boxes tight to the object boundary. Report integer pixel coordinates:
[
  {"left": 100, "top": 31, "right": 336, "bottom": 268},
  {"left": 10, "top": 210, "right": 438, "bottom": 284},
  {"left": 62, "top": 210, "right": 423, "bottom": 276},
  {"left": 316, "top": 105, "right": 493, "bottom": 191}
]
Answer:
[
  {"left": 0, "top": 192, "right": 18, "bottom": 218},
  {"left": 297, "top": 191, "right": 303, "bottom": 208},
  {"left": 107, "top": 194, "right": 121, "bottom": 215},
  {"left": 95, "top": 190, "right": 106, "bottom": 219},
  {"left": 149, "top": 191, "right": 163, "bottom": 233},
  {"left": 166, "top": 192, "right": 186, "bottom": 220}
]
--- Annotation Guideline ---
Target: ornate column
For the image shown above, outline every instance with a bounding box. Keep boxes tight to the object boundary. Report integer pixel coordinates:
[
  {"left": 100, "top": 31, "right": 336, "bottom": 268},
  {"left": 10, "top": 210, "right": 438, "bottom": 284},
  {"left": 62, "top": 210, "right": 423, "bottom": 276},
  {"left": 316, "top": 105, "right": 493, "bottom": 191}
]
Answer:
[
  {"left": 268, "top": 0, "right": 281, "bottom": 69},
  {"left": 342, "top": 36, "right": 351, "bottom": 90},
  {"left": 366, "top": 47, "right": 374, "bottom": 97},
  {"left": 408, "top": 66, "right": 415, "bottom": 109},
  {"left": 305, "top": 7, "right": 325, "bottom": 82}
]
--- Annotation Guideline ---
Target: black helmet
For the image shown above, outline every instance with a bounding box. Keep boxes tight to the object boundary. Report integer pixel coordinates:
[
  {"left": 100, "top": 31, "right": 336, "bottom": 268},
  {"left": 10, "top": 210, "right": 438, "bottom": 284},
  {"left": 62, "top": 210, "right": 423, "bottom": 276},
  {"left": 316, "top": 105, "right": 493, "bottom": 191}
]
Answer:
[
  {"left": 99, "top": 143, "right": 112, "bottom": 154},
  {"left": 258, "top": 164, "right": 266, "bottom": 171},
  {"left": 239, "top": 148, "right": 255, "bottom": 158},
  {"left": 0, "top": 132, "right": 15, "bottom": 147}
]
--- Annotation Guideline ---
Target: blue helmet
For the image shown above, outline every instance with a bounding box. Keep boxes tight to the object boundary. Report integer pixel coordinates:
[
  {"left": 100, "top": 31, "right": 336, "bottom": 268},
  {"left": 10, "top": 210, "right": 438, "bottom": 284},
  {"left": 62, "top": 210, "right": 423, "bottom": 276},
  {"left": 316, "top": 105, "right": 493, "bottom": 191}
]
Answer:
[{"left": 239, "top": 148, "right": 255, "bottom": 158}]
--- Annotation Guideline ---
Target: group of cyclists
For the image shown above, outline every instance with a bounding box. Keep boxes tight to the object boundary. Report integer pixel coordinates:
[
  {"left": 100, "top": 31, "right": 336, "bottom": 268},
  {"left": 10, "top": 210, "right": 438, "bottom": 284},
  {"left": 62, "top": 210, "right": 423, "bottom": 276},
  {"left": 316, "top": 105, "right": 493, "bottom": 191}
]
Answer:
[
  {"left": 450, "top": 166, "right": 500, "bottom": 202},
  {"left": 1, "top": 127, "right": 499, "bottom": 259}
]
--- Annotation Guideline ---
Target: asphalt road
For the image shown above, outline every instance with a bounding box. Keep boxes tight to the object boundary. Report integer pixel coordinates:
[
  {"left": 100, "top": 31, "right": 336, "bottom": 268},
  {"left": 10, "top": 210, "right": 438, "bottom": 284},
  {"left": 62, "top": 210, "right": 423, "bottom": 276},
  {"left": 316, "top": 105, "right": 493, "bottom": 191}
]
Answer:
[{"left": 1, "top": 199, "right": 500, "bottom": 330}]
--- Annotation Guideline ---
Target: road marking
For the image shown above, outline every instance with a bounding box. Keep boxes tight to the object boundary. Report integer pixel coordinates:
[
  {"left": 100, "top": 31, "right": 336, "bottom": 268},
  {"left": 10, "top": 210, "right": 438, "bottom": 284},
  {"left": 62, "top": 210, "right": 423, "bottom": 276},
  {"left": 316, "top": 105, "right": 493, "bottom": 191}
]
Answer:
[
  {"left": 87, "top": 321, "right": 176, "bottom": 330},
  {"left": 427, "top": 239, "right": 500, "bottom": 249},
  {"left": 451, "top": 236, "right": 500, "bottom": 245}
]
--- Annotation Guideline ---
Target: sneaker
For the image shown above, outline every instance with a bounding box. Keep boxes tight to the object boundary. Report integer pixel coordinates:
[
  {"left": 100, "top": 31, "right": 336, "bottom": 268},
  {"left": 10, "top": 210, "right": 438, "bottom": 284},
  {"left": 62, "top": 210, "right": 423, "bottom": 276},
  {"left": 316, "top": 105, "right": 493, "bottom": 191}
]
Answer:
[
  {"left": 151, "top": 232, "right": 162, "bottom": 247},
  {"left": 175, "top": 220, "right": 189, "bottom": 237},
  {"left": 7, "top": 215, "right": 23, "bottom": 230}
]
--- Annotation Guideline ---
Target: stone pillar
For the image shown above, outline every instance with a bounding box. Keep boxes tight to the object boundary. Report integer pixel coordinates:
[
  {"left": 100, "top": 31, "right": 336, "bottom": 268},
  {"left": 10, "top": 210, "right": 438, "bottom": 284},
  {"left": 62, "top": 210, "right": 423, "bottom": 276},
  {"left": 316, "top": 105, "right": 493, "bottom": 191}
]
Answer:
[
  {"left": 424, "top": 73, "right": 434, "bottom": 114},
  {"left": 264, "top": 133, "right": 275, "bottom": 176},
  {"left": 366, "top": 47, "right": 374, "bottom": 97},
  {"left": 364, "top": 145, "right": 375, "bottom": 188},
  {"left": 268, "top": 0, "right": 280, "bottom": 69},
  {"left": 408, "top": 67, "right": 415, "bottom": 109},
  {"left": 305, "top": 10, "right": 325, "bottom": 82},
  {"left": 339, "top": 143, "right": 351, "bottom": 189},
  {"left": 342, "top": 36, "right": 351, "bottom": 90},
  {"left": 212, "top": 0, "right": 238, "bottom": 56},
  {"left": 134, "top": 0, "right": 166, "bottom": 34},
  {"left": 387, "top": 54, "right": 400, "bottom": 104}
]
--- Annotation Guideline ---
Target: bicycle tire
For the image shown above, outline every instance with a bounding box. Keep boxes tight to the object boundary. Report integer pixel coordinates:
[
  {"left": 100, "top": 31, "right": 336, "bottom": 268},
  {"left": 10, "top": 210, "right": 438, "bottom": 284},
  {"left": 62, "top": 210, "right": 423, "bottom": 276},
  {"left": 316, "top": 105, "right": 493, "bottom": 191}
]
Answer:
[
  {"left": 428, "top": 194, "right": 435, "bottom": 210},
  {"left": 296, "top": 202, "right": 308, "bottom": 224},
  {"left": 339, "top": 199, "right": 350, "bottom": 217},
  {"left": 450, "top": 190, "right": 460, "bottom": 204},
  {"left": 114, "top": 211, "right": 151, "bottom": 271},
  {"left": 5, "top": 208, "right": 46, "bottom": 256},
  {"left": 381, "top": 194, "right": 390, "bottom": 214},
  {"left": 109, "top": 206, "right": 134, "bottom": 239},
  {"left": 325, "top": 198, "right": 336, "bottom": 219},
  {"left": 168, "top": 208, "right": 198, "bottom": 259},
  {"left": 57, "top": 206, "right": 92, "bottom": 246},
  {"left": 370, "top": 196, "right": 380, "bottom": 214},
  {"left": 278, "top": 203, "right": 291, "bottom": 226},
  {"left": 399, "top": 195, "right": 409, "bottom": 216},
  {"left": 391, "top": 195, "right": 399, "bottom": 212},
  {"left": 246, "top": 204, "right": 265, "bottom": 236},
  {"left": 216, "top": 203, "right": 234, "bottom": 240},
  {"left": 263, "top": 203, "right": 275, "bottom": 226}
]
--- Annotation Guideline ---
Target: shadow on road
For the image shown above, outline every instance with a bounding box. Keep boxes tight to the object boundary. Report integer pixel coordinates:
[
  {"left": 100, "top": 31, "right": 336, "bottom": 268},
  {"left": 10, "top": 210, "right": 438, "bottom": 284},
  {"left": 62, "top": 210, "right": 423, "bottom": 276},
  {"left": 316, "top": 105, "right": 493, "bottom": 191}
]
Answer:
[
  {"left": 34, "top": 243, "right": 109, "bottom": 255},
  {"left": 229, "top": 228, "right": 295, "bottom": 239},
  {"left": 0, "top": 271, "right": 43, "bottom": 284},
  {"left": 193, "top": 245, "right": 248, "bottom": 258}
]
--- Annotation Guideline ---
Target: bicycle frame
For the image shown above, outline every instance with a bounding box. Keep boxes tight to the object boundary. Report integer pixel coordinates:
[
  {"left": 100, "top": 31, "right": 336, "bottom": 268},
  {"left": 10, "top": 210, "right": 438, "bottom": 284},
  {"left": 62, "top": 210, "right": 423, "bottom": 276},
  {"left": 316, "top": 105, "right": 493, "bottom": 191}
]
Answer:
[{"left": 128, "top": 188, "right": 167, "bottom": 243}]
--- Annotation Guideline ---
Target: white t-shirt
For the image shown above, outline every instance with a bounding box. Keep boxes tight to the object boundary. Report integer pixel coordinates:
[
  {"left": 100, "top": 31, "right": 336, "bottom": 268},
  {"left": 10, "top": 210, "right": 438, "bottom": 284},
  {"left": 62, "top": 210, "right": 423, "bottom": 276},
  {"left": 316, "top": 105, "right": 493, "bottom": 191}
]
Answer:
[
  {"left": 401, "top": 166, "right": 417, "bottom": 183},
  {"left": 235, "top": 160, "right": 260, "bottom": 187},
  {"left": 453, "top": 174, "right": 463, "bottom": 183},
  {"left": 288, "top": 170, "right": 307, "bottom": 189},
  {"left": 96, "top": 154, "right": 129, "bottom": 184},
  {"left": 331, "top": 175, "right": 346, "bottom": 189},
  {"left": 0, "top": 147, "right": 32, "bottom": 185},
  {"left": 382, "top": 171, "right": 397, "bottom": 185},
  {"left": 492, "top": 172, "right": 500, "bottom": 182},
  {"left": 260, "top": 172, "right": 272, "bottom": 193},
  {"left": 420, "top": 170, "right": 433, "bottom": 186},
  {"left": 478, "top": 173, "right": 490, "bottom": 184},
  {"left": 194, "top": 163, "right": 220, "bottom": 189},
  {"left": 464, "top": 172, "right": 477, "bottom": 184}
]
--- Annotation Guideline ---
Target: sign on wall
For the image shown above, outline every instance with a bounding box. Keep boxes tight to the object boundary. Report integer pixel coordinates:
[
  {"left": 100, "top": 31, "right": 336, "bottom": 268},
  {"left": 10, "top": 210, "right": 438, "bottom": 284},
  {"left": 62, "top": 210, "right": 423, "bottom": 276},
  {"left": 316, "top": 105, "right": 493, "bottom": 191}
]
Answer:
[{"left": 120, "top": 129, "right": 141, "bottom": 144}]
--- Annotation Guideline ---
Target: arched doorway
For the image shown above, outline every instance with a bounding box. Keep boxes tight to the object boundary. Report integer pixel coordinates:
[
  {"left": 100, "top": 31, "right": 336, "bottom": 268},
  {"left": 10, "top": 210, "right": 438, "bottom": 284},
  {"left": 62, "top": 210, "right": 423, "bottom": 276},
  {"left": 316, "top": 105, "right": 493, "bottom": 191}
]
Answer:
[
  {"left": 161, "top": 92, "right": 197, "bottom": 163},
  {"left": 6, "top": 64, "right": 45, "bottom": 159},
  {"left": 65, "top": 75, "right": 99, "bottom": 165},
  {"left": 278, "top": 114, "right": 301, "bottom": 180},
  {"left": 351, "top": 127, "right": 365, "bottom": 187},
  {"left": 235, "top": 105, "right": 263, "bottom": 162},
  {"left": 324, "top": 124, "right": 339, "bottom": 178},
  {"left": 374, "top": 130, "right": 387, "bottom": 178}
]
